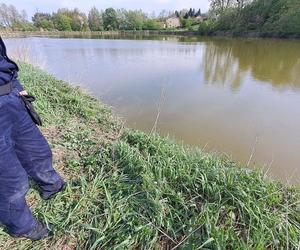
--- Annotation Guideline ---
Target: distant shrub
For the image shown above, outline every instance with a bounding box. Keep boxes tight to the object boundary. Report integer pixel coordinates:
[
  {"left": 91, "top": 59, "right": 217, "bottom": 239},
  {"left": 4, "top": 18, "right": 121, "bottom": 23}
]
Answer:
[
  {"left": 142, "top": 20, "right": 163, "bottom": 30},
  {"left": 198, "top": 21, "right": 216, "bottom": 35},
  {"left": 11, "top": 22, "right": 37, "bottom": 32},
  {"left": 181, "top": 17, "right": 197, "bottom": 29},
  {"left": 214, "top": 9, "right": 237, "bottom": 31}
]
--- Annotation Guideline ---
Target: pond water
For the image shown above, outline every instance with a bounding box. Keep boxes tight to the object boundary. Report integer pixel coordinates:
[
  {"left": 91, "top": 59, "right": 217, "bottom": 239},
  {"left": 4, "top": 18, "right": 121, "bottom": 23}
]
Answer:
[{"left": 5, "top": 36, "right": 300, "bottom": 184}]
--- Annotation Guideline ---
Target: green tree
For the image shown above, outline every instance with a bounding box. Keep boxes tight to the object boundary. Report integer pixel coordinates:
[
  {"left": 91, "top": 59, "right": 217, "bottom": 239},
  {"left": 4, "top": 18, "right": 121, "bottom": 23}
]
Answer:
[
  {"left": 195, "top": 9, "right": 202, "bottom": 17},
  {"left": 71, "top": 9, "right": 89, "bottom": 31},
  {"left": 32, "top": 13, "right": 54, "bottom": 30},
  {"left": 123, "top": 10, "right": 145, "bottom": 30},
  {"left": 103, "top": 8, "right": 118, "bottom": 30},
  {"left": 198, "top": 20, "right": 215, "bottom": 35},
  {"left": 207, "top": 0, "right": 300, "bottom": 37},
  {"left": 39, "top": 19, "right": 54, "bottom": 30},
  {"left": 143, "top": 19, "right": 163, "bottom": 30},
  {"left": 54, "top": 14, "right": 72, "bottom": 31},
  {"left": 88, "top": 7, "right": 103, "bottom": 31},
  {"left": 183, "top": 8, "right": 197, "bottom": 18},
  {"left": 181, "top": 17, "right": 195, "bottom": 28},
  {"left": 55, "top": 8, "right": 89, "bottom": 31}
]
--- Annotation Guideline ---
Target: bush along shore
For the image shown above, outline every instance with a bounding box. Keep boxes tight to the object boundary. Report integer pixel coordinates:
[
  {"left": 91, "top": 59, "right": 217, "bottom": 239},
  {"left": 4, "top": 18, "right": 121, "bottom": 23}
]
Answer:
[{"left": 0, "top": 62, "right": 299, "bottom": 249}]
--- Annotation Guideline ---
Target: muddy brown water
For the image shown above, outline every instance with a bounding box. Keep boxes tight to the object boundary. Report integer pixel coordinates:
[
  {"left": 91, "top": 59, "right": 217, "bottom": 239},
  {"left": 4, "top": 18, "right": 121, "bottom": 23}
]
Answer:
[{"left": 5, "top": 36, "right": 300, "bottom": 184}]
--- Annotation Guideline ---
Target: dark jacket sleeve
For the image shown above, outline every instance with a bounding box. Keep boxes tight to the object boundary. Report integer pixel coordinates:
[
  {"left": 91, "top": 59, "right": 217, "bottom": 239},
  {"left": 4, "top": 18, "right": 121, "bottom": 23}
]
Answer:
[{"left": 0, "top": 36, "right": 24, "bottom": 91}]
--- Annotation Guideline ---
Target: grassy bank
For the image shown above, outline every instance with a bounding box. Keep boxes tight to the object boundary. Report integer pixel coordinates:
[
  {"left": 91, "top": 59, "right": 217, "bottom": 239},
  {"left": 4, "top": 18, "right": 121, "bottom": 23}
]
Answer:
[{"left": 0, "top": 63, "right": 299, "bottom": 249}]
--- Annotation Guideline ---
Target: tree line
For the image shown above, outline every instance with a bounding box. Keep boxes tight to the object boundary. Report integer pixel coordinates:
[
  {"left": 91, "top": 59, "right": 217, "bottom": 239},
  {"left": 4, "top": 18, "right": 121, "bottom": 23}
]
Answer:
[
  {"left": 0, "top": 3, "right": 207, "bottom": 32},
  {"left": 0, "top": 4, "right": 168, "bottom": 31},
  {"left": 199, "top": 0, "right": 300, "bottom": 37},
  {"left": 0, "top": 4, "right": 178, "bottom": 31},
  {"left": 1, "top": 1, "right": 299, "bottom": 37},
  {"left": 32, "top": 8, "right": 167, "bottom": 31}
]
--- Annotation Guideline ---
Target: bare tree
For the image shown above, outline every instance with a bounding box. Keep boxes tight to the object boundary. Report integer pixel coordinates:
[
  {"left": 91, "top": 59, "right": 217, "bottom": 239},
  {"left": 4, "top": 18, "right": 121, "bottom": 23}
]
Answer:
[
  {"left": 209, "top": 0, "right": 253, "bottom": 15},
  {"left": 0, "top": 3, "right": 26, "bottom": 28},
  {"left": 88, "top": 6, "right": 103, "bottom": 31},
  {"left": 209, "top": 0, "right": 234, "bottom": 15},
  {"left": 0, "top": 4, "right": 12, "bottom": 27},
  {"left": 235, "top": 0, "right": 252, "bottom": 9},
  {"left": 157, "top": 10, "right": 172, "bottom": 21},
  {"left": 21, "top": 9, "right": 28, "bottom": 22}
]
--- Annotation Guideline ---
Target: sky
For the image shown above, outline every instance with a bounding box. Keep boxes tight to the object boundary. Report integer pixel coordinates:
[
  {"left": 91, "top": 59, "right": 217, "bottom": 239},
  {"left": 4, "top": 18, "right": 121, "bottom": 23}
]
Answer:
[{"left": 3, "top": 0, "right": 210, "bottom": 19}]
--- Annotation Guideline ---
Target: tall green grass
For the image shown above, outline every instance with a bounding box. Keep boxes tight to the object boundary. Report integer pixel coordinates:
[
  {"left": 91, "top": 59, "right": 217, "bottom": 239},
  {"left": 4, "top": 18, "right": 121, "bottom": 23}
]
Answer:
[{"left": 0, "top": 63, "right": 299, "bottom": 249}]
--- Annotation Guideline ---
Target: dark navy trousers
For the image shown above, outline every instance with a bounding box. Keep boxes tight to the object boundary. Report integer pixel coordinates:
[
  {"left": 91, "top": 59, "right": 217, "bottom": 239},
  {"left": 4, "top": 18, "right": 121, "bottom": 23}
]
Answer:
[{"left": 0, "top": 81, "right": 64, "bottom": 235}]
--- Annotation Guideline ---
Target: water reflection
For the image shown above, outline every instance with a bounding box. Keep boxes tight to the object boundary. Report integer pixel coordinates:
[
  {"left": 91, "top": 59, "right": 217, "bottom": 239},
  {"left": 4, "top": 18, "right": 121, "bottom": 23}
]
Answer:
[
  {"left": 78, "top": 35, "right": 300, "bottom": 91},
  {"left": 202, "top": 38, "right": 300, "bottom": 91}
]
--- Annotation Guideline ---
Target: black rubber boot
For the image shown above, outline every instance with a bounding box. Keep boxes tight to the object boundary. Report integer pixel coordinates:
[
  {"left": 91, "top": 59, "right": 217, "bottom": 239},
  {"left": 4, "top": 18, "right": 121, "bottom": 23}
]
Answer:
[
  {"left": 41, "top": 182, "right": 66, "bottom": 200},
  {"left": 12, "top": 221, "right": 51, "bottom": 241}
]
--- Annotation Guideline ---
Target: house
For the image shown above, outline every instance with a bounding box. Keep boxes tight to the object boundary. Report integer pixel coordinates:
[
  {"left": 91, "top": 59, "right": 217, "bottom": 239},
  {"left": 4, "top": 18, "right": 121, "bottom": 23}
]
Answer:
[
  {"left": 166, "top": 17, "right": 181, "bottom": 29},
  {"left": 195, "top": 16, "right": 204, "bottom": 23}
]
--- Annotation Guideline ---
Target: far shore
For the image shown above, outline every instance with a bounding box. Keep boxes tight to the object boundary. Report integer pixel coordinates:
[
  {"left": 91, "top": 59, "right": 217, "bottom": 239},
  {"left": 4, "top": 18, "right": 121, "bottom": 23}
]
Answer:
[
  {"left": 2, "top": 30, "right": 196, "bottom": 39},
  {"left": 1, "top": 30, "right": 299, "bottom": 40}
]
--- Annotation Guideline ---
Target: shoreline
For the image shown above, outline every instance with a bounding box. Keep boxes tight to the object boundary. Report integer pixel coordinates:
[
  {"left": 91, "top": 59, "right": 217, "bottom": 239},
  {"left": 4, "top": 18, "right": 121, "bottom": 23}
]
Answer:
[
  {"left": 0, "top": 62, "right": 298, "bottom": 249},
  {"left": 1, "top": 30, "right": 299, "bottom": 40}
]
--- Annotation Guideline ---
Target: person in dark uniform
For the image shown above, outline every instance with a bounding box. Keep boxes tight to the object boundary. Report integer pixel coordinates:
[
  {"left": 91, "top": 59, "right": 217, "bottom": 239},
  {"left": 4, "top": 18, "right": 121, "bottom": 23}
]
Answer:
[{"left": 0, "top": 36, "right": 65, "bottom": 240}]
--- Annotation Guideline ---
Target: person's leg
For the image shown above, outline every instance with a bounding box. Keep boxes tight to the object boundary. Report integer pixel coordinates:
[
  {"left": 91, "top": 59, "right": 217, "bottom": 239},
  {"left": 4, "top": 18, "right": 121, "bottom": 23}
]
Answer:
[
  {"left": 0, "top": 104, "right": 37, "bottom": 235},
  {"left": 0, "top": 147, "right": 38, "bottom": 235},
  {"left": 13, "top": 102, "right": 65, "bottom": 199},
  {"left": 0, "top": 89, "right": 51, "bottom": 239}
]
